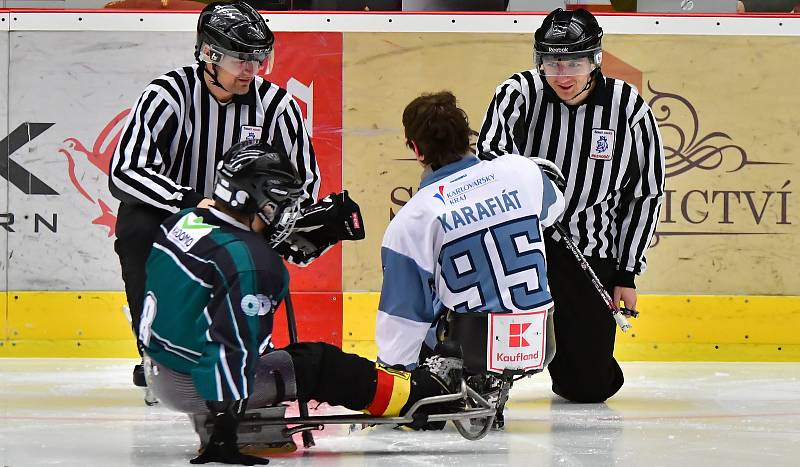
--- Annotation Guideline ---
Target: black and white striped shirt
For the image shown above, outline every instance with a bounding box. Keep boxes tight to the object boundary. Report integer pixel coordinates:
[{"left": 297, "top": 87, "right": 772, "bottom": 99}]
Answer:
[
  {"left": 110, "top": 64, "right": 320, "bottom": 212},
  {"left": 478, "top": 71, "right": 664, "bottom": 278}
]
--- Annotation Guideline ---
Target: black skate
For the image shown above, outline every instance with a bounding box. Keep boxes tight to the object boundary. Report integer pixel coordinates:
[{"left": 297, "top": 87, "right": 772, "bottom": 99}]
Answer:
[
  {"left": 422, "top": 341, "right": 464, "bottom": 392},
  {"left": 404, "top": 341, "right": 465, "bottom": 430}
]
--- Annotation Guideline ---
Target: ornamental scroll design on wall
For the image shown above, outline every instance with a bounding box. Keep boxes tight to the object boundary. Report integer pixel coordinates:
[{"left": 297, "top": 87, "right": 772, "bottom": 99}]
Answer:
[
  {"left": 647, "top": 82, "right": 784, "bottom": 178},
  {"left": 647, "top": 82, "right": 791, "bottom": 248}
]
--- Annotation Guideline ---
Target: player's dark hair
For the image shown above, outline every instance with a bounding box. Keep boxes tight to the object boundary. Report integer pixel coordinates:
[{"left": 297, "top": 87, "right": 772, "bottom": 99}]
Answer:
[{"left": 402, "top": 91, "right": 472, "bottom": 168}]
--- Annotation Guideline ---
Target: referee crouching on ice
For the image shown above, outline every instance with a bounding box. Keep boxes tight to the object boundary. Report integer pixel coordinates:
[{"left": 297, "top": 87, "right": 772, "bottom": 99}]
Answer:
[
  {"left": 477, "top": 8, "right": 665, "bottom": 403},
  {"left": 108, "top": 1, "right": 320, "bottom": 400}
]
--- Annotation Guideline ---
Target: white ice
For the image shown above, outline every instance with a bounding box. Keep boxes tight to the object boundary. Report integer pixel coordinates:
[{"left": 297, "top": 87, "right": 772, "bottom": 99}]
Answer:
[{"left": 1, "top": 359, "right": 798, "bottom": 466}]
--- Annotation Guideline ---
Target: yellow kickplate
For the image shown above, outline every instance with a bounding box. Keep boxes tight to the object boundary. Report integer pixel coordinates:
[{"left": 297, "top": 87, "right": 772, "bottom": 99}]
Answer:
[
  {"left": 6, "top": 291, "right": 130, "bottom": 340},
  {"left": 343, "top": 293, "right": 800, "bottom": 362},
  {"left": 3, "top": 291, "right": 798, "bottom": 360},
  {"left": 1, "top": 291, "right": 137, "bottom": 357},
  {"left": 0, "top": 339, "right": 138, "bottom": 358}
]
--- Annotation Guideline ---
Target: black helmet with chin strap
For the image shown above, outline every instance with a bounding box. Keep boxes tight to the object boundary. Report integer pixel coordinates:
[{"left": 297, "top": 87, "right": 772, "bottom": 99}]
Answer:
[
  {"left": 213, "top": 139, "right": 304, "bottom": 245},
  {"left": 196, "top": 2, "right": 275, "bottom": 90},
  {"left": 534, "top": 8, "right": 603, "bottom": 102},
  {"left": 535, "top": 8, "right": 602, "bottom": 56}
]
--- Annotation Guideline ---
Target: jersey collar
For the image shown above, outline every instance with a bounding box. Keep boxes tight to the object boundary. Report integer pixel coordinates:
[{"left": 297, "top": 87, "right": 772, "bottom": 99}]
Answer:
[
  {"left": 208, "top": 207, "right": 252, "bottom": 231},
  {"left": 232, "top": 79, "right": 258, "bottom": 105},
  {"left": 420, "top": 154, "right": 480, "bottom": 189},
  {"left": 582, "top": 71, "right": 609, "bottom": 107}
]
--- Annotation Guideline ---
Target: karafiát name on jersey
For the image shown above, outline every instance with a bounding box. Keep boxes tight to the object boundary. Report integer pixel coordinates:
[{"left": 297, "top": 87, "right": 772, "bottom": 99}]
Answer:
[{"left": 437, "top": 189, "right": 522, "bottom": 232}]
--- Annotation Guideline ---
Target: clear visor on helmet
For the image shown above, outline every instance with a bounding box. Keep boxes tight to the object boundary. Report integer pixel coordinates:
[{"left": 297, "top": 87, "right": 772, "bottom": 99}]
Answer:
[
  {"left": 535, "top": 48, "right": 602, "bottom": 77},
  {"left": 200, "top": 43, "right": 275, "bottom": 77}
]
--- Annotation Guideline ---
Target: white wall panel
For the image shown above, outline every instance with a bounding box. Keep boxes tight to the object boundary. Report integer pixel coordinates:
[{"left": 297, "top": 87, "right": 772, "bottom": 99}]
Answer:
[{"left": 6, "top": 30, "right": 193, "bottom": 290}]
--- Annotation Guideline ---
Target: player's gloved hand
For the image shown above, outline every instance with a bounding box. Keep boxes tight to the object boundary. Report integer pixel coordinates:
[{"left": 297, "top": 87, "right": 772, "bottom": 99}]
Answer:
[
  {"left": 272, "top": 231, "right": 335, "bottom": 267},
  {"left": 191, "top": 400, "right": 268, "bottom": 466},
  {"left": 273, "top": 191, "right": 365, "bottom": 267},
  {"left": 294, "top": 190, "right": 365, "bottom": 242}
]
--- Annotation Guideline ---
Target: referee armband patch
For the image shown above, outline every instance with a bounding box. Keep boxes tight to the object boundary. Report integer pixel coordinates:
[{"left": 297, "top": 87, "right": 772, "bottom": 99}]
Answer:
[{"left": 590, "top": 129, "right": 615, "bottom": 161}]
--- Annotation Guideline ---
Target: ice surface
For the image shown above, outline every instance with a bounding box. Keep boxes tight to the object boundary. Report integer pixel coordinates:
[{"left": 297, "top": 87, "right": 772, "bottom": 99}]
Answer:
[{"left": 0, "top": 359, "right": 798, "bottom": 466}]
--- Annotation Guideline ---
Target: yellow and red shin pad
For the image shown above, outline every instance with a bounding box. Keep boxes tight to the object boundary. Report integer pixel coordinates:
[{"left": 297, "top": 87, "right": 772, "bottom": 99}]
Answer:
[{"left": 365, "top": 364, "right": 412, "bottom": 417}]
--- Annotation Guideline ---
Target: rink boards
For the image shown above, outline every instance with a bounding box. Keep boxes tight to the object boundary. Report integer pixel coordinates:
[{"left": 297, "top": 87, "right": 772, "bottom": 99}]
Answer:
[{"left": 0, "top": 11, "right": 797, "bottom": 360}]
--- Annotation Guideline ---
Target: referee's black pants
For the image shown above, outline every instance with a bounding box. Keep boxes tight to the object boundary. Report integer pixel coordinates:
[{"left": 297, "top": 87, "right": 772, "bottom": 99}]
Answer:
[
  {"left": 114, "top": 203, "right": 170, "bottom": 356},
  {"left": 545, "top": 236, "right": 624, "bottom": 403}
]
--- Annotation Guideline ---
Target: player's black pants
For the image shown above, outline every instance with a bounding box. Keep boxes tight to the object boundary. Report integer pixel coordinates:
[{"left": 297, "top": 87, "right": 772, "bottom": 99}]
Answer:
[
  {"left": 145, "top": 343, "right": 379, "bottom": 413},
  {"left": 114, "top": 202, "right": 170, "bottom": 355},
  {"left": 545, "top": 236, "right": 624, "bottom": 403}
]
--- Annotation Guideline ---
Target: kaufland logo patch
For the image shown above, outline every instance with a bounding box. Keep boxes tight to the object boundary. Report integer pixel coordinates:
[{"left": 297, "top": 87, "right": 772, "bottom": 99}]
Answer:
[
  {"left": 509, "top": 323, "right": 531, "bottom": 348},
  {"left": 488, "top": 310, "right": 547, "bottom": 373}
]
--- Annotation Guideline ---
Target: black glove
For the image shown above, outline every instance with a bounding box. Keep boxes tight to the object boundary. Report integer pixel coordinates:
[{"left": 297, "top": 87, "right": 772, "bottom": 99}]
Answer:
[
  {"left": 272, "top": 230, "right": 335, "bottom": 267},
  {"left": 294, "top": 190, "right": 365, "bottom": 242},
  {"left": 191, "top": 400, "right": 269, "bottom": 465},
  {"left": 273, "top": 191, "right": 365, "bottom": 267}
]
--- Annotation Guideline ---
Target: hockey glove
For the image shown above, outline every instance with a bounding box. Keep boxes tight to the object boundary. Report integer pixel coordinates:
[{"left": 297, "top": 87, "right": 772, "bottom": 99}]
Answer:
[
  {"left": 273, "top": 191, "right": 365, "bottom": 267},
  {"left": 272, "top": 231, "right": 336, "bottom": 268},
  {"left": 190, "top": 400, "right": 269, "bottom": 466},
  {"left": 294, "top": 190, "right": 365, "bottom": 242}
]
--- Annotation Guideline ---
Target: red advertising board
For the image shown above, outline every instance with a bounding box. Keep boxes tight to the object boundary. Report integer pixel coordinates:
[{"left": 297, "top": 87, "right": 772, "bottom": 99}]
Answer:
[{"left": 266, "top": 32, "right": 344, "bottom": 347}]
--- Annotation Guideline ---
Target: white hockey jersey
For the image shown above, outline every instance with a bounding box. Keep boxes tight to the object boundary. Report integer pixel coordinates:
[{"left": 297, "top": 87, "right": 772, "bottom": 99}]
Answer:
[{"left": 376, "top": 154, "right": 565, "bottom": 367}]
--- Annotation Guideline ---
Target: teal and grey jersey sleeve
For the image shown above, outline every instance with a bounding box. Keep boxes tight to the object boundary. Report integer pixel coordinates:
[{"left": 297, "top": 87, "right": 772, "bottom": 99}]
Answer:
[{"left": 191, "top": 241, "right": 286, "bottom": 402}]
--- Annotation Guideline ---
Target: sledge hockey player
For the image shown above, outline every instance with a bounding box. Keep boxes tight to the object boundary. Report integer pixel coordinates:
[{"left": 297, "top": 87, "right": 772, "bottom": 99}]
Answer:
[
  {"left": 376, "top": 91, "right": 565, "bottom": 392},
  {"left": 140, "top": 139, "right": 464, "bottom": 465}
]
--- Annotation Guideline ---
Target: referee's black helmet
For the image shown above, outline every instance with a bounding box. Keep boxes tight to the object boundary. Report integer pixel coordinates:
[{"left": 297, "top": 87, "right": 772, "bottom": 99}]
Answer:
[
  {"left": 534, "top": 8, "right": 603, "bottom": 55},
  {"left": 195, "top": 1, "right": 274, "bottom": 64}
]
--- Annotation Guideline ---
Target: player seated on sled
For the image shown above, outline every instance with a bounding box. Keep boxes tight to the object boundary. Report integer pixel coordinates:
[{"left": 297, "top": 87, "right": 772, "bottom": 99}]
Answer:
[
  {"left": 375, "top": 91, "right": 564, "bottom": 397},
  {"left": 139, "top": 139, "right": 465, "bottom": 465}
]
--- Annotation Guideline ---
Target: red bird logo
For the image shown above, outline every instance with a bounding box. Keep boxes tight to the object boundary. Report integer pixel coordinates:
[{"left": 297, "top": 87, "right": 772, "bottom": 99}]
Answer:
[{"left": 58, "top": 109, "right": 131, "bottom": 237}]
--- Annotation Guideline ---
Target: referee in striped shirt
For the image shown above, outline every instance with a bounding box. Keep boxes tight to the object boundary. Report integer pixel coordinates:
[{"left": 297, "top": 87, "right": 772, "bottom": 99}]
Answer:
[
  {"left": 478, "top": 8, "right": 664, "bottom": 403},
  {"left": 109, "top": 1, "right": 320, "bottom": 391}
]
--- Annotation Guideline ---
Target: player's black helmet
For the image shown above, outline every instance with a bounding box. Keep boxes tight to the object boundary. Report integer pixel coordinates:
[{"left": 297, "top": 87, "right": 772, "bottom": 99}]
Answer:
[
  {"left": 195, "top": 1, "right": 275, "bottom": 74},
  {"left": 213, "top": 139, "right": 304, "bottom": 244},
  {"left": 534, "top": 8, "right": 603, "bottom": 77}
]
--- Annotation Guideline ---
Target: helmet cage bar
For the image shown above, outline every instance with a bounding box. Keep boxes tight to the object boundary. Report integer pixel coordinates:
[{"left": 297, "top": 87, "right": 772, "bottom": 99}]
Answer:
[{"left": 263, "top": 196, "right": 302, "bottom": 246}]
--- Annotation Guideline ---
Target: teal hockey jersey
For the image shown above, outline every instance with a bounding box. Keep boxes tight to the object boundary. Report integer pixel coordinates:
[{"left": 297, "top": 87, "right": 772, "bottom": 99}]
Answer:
[{"left": 140, "top": 207, "right": 288, "bottom": 402}]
